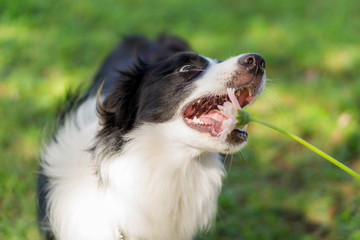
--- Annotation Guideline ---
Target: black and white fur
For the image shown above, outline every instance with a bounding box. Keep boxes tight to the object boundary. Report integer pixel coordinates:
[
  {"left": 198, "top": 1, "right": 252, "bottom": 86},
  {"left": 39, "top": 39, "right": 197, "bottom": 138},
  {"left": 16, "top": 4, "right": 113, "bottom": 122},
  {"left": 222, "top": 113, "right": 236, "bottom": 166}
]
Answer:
[{"left": 37, "top": 35, "right": 266, "bottom": 240}]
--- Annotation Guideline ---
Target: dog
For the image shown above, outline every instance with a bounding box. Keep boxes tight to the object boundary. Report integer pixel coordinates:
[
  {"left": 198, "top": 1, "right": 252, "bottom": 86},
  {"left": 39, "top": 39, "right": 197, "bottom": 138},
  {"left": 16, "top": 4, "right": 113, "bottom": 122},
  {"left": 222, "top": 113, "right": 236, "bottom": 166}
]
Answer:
[{"left": 37, "top": 35, "right": 266, "bottom": 240}]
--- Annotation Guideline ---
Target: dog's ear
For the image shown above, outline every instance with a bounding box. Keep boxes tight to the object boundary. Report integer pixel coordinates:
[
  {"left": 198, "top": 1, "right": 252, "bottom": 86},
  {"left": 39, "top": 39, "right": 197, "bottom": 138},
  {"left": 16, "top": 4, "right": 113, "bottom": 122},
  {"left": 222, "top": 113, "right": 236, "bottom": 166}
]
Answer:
[{"left": 97, "top": 57, "right": 148, "bottom": 135}]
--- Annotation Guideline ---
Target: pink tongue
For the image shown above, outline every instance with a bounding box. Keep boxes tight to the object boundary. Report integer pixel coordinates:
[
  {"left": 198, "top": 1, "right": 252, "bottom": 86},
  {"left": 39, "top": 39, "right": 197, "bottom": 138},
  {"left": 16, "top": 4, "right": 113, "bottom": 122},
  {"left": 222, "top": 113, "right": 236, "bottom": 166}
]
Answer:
[
  {"left": 201, "top": 110, "right": 227, "bottom": 122},
  {"left": 198, "top": 110, "right": 227, "bottom": 136}
]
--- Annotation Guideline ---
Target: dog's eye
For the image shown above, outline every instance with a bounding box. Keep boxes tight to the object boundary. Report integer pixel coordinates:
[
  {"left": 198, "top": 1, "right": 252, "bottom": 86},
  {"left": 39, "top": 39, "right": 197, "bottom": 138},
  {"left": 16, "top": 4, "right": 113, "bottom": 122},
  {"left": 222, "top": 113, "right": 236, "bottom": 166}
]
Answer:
[{"left": 179, "top": 65, "right": 196, "bottom": 72}]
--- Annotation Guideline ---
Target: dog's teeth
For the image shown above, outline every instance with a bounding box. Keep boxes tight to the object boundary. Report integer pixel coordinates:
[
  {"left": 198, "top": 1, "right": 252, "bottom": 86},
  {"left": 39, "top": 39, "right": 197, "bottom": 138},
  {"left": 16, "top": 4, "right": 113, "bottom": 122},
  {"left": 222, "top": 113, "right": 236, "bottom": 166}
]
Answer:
[
  {"left": 192, "top": 116, "right": 204, "bottom": 125},
  {"left": 236, "top": 89, "right": 241, "bottom": 96},
  {"left": 197, "top": 100, "right": 201, "bottom": 103},
  {"left": 243, "top": 124, "right": 248, "bottom": 130},
  {"left": 247, "top": 87, "right": 252, "bottom": 97}
]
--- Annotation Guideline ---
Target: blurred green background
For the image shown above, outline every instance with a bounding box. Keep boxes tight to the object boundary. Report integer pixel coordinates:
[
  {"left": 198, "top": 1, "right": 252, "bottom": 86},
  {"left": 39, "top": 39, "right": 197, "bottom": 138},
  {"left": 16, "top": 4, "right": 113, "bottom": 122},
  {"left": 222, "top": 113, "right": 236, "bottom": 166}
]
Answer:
[{"left": 1, "top": 0, "right": 360, "bottom": 239}]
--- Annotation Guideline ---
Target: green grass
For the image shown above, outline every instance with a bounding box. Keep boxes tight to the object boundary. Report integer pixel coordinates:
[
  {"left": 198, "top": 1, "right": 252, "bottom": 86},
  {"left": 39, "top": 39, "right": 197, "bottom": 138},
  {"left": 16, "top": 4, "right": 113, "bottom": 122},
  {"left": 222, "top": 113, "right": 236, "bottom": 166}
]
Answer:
[{"left": 1, "top": 0, "right": 360, "bottom": 239}]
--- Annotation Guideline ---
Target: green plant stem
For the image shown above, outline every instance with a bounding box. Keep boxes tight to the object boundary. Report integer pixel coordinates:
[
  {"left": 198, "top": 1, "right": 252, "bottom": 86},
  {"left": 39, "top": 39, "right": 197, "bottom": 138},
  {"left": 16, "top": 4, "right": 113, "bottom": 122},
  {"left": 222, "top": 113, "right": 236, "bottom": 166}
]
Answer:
[{"left": 249, "top": 116, "right": 360, "bottom": 180}]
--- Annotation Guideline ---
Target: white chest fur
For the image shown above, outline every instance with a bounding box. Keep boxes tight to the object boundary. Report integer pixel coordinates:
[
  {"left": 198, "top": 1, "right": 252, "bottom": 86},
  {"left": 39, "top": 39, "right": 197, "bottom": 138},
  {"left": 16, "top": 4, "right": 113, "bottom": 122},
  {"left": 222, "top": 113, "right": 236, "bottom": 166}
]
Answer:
[{"left": 44, "top": 113, "right": 225, "bottom": 240}]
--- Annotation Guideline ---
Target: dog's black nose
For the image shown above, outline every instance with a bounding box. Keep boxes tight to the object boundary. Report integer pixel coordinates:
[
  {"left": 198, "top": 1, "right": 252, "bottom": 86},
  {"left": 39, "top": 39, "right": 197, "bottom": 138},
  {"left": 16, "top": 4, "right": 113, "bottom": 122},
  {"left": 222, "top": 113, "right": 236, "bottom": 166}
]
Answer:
[{"left": 238, "top": 53, "right": 265, "bottom": 75}]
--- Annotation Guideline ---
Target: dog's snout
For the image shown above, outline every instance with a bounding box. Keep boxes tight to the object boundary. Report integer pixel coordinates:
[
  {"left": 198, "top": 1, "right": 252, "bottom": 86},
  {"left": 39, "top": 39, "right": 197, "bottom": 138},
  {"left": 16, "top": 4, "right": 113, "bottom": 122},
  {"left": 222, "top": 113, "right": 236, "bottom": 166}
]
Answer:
[{"left": 238, "top": 53, "right": 265, "bottom": 75}]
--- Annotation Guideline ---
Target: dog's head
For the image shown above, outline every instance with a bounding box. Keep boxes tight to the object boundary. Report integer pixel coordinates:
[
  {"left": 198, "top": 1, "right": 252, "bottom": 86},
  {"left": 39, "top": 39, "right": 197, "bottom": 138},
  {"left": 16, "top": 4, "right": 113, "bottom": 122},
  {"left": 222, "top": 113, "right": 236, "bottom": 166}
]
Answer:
[{"left": 98, "top": 51, "right": 266, "bottom": 154}]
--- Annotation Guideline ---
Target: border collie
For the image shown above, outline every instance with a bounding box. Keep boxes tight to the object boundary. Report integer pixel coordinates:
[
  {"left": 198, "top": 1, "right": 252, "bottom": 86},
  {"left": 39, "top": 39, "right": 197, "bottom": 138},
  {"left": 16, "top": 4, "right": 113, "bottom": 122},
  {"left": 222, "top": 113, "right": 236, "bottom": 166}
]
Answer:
[{"left": 37, "top": 35, "right": 266, "bottom": 240}]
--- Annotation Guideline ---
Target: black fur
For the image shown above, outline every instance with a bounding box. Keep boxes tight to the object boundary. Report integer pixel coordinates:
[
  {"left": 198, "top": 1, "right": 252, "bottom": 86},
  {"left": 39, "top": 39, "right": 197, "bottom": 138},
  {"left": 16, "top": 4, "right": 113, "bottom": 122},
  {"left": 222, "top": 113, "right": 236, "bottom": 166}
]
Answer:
[{"left": 37, "top": 172, "right": 55, "bottom": 240}]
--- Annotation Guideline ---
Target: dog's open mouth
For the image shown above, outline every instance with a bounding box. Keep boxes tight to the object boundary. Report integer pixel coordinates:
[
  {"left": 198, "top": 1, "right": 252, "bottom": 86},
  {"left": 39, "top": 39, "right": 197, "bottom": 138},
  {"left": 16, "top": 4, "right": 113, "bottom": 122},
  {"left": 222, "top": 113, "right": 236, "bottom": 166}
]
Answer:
[{"left": 183, "top": 87, "right": 254, "bottom": 138}]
